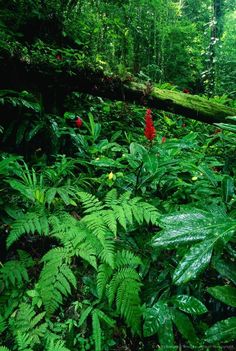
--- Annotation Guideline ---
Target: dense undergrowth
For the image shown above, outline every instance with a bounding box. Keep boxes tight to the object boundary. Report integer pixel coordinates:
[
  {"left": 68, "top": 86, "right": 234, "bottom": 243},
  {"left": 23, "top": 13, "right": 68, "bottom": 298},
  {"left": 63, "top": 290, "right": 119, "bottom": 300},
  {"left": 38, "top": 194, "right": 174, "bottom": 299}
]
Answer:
[{"left": 0, "top": 91, "right": 236, "bottom": 351}]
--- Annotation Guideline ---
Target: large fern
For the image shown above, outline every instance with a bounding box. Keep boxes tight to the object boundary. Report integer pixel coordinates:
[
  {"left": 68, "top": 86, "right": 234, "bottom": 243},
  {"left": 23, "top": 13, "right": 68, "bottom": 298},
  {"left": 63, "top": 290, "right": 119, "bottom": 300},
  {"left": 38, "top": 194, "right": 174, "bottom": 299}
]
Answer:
[
  {"left": 38, "top": 247, "right": 76, "bottom": 316},
  {"left": 97, "top": 250, "right": 142, "bottom": 335},
  {"left": 9, "top": 303, "right": 47, "bottom": 349},
  {"left": 7, "top": 210, "right": 49, "bottom": 248}
]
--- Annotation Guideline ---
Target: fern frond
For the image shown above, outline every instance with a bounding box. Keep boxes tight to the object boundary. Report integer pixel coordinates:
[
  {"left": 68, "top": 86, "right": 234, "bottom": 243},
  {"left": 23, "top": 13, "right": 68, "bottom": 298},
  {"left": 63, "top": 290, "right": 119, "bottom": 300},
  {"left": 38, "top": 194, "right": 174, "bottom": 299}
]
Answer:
[
  {"left": 92, "top": 309, "right": 101, "bottom": 351},
  {"left": 116, "top": 279, "right": 142, "bottom": 334},
  {"left": 121, "top": 202, "right": 133, "bottom": 225},
  {"left": 100, "top": 210, "right": 117, "bottom": 236},
  {"left": 7, "top": 211, "right": 49, "bottom": 248},
  {"left": 115, "top": 250, "right": 142, "bottom": 269},
  {"left": 16, "top": 331, "right": 33, "bottom": 351},
  {"left": 46, "top": 339, "right": 71, "bottom": 351},
  {"left": 0, "top": 315, "right": 7, "bottom": 334},
  {"left": 107, "top": 268, "right": 140, "bottom": 306},
  {"left": 38, "top": 248, "right": 76, "bottom": 316},
  {"left": 97, "top": 264, "right": 113, "bottom": 299},
  {"left": 81, "top": 214, "right": 107, "bottom": 240},
  {"left": 96, "top": 309, "right": 115, "bottom": 327},
  {"left": 118, "top": 191, "right": 132, "bottom": 203},
  {"left": 12, "top": 303, "right": 47, "bottom": 347},
  {"left": 111, "top": 205, "right": 127, "bottom": 230},
  {"left": 0, "top": 347, "right": 11, "bottom": 351},
  {"left": 106, "top": 254, "right": 142, "bottom": 335},
  {"left": 50, "top": 215, "right": 98, "bottom": 269},
  {"left": 99, "top": 235, "right": 115, "bottom": 268},
  {"left": 0, "top": 260, "right": 29, "bottom": 288},
  {"left": 78, "top": 192, "right": 104, "bottom": 213},
  {"left": 17, "top": 250, "right": 34, "bottom": 268},
  {"left": 137, "top": 202, "right": 160, "bottom": 225},
  {"left": 104, "top": 189, "right": 118, "bottom": 206}
]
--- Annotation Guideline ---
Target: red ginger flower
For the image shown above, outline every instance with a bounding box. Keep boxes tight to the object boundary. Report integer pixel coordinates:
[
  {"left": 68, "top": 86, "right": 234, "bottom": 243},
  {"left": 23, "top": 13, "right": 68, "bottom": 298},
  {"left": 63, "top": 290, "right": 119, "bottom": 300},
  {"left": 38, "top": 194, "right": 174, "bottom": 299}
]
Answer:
[
  {"left": 144, "top": 109, "right": 156, "bottom": 141},
  {"left": 161, "top": 136, "right": 167, "bottom": 143},
  {"left": 75, "top": 117, "right": 83, "bottom": 128}
]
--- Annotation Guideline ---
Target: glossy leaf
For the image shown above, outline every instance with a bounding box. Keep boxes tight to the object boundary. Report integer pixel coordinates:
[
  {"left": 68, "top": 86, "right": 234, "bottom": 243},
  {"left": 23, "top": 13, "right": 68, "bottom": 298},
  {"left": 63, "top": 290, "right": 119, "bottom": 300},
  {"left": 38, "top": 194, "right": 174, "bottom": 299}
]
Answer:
[
  {"left": 152, "top": 207, "right": 232, "bottom": 249},
  {"left": 143, "top": 301, "right": 169, "bottom": 337},
  {"left": 172, "top": 295, "right": 207, "bottom": 315},
  {"left": 173, "top": 238, "right": 214, "bottom": 285},
  {"left": 207, "top": 286, "right": 236, "bottom": 307},
  {"left": 222, "top": 175, "right": 234, "bottom": 203},
  {"left": 172, "top": 309, "right": 198, "bottom": 346},
  {"left": 213, "top": 259, "right": 236, "bottom": 285},
  {"left": 205, "top": 317, "right": 236, "bottom": 343}
]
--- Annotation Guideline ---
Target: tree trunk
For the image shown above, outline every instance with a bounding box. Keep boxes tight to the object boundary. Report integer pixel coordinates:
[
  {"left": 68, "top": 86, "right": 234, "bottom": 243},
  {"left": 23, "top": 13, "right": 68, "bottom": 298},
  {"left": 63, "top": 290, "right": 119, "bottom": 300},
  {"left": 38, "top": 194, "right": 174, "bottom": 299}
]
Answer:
[{"left": 1, "top": 54, "right": 236, "bottom": 125}]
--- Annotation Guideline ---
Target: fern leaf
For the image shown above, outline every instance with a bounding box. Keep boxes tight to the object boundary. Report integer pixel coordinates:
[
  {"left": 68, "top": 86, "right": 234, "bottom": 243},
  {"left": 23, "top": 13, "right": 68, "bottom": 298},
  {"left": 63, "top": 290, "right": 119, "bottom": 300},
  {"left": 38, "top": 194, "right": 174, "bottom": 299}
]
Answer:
[
  {"left": 116, "top": 279, "right": 142, "bottom": 334},
  {"left": 96, "top": 309, "right": 115, "bottom": 327},
  {"left": 0, "top": 315, "right": 7, "bottom": 334},
  {"left": 38, "top": 248, "right": 76, "bottom": 316},
  {"left": 138, "top": 202, "right": 160, "bottom": 225},
  {"left": 99, "top": 236, "right": 115, "bottom": 268},
  {"left": 115, "top": 250, "right": 142, "bottom": 269},
  {"left": 78, "top": 306, "right": 93, "bottom": 327},
  {"left": 0, "top": 261, "right": 29, "bottom": 288},
  {"left": 16, "top": 332, "right": 33, "bottom": 351},
  {"left": 97, "top": 264, "right": 113, "bottom": 299},
  {"left": 7, "top": 211, "right": 49, "bottom": 248},
  {"left": 104, "top": 189, "right": 118, "bottom": 206},
  {"left": 81, "top": 214, "right": 107, "bottom": 240},
  {"left": 111, "top": 205, "right": 127, "bottom": 230},
  {"left": 107, "top": 268, "right": 140, "bottom": 306},
  {"left": 12, "top": 303, "right": 47, "bottom": 347},
  {"left": 122, "top": 202, "right": 133, "bottom": 225},
  {"left": 78, "top": 192, "right": 104, "bottom": 213},
  {"left": 92, "top": 310, "right": 102, "bottom": 351},
  {"left": 0, "top": 347, "right": 11, "bottom": 351},
  {"left": 101, "top": 210, "right": 117, "bottom": 236},
  {"left": 118, "top": 191, "right": 132, "bottom": 203},
  {"left": 17, "top": 250, "right": 34, "bottom": 268},
  {"left": 76, "top": 241, "right": 97, "bottom": 269},
  {"left": 46, "top": 339, "right": 71, "bottom": 351}
]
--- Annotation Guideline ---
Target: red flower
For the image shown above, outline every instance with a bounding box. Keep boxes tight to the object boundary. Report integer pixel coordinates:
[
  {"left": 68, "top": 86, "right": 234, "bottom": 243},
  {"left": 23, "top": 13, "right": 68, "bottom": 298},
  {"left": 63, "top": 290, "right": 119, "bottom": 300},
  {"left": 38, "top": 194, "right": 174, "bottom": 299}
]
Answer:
[
  {"left": 75, "top": 117, "right": 83, "bottom": 128},
  {"left": 183, "top": 89, "right": 190, "bottom": 94},
  {"left": 214, "top": 128, "right": 221, "bottom": 134},
  {"left": 56, "top": 54, "right": 63, "bottom": 61},
  {"left": 144, "top": 109, "right": 156, "bottom": 141},
  {"left": 161, "top": 136, "right": 167, "bottom": 143}
]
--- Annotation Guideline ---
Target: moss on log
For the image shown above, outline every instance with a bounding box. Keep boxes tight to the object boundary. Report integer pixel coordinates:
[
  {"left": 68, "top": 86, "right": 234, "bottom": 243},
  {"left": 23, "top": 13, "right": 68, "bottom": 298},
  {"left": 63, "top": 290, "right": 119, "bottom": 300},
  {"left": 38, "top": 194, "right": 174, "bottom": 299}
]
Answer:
[{"left": 1, "top": 52, "right": 236, "bottom": 124}]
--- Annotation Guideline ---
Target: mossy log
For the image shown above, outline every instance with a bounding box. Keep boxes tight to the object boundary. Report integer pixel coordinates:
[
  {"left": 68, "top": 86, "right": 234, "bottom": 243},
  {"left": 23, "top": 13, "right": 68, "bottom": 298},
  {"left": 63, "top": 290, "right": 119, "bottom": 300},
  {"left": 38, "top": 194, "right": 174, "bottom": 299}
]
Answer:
[{"left": 1, "top": 54, "right": 236, "bottom": 124}]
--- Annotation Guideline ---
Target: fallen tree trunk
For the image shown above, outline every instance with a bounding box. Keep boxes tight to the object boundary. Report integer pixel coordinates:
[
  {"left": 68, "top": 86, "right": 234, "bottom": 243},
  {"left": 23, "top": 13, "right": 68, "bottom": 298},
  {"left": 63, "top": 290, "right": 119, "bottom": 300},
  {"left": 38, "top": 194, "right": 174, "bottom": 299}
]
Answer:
[{"left": 1, "top": 54, "right": 236, "bottom": 124}]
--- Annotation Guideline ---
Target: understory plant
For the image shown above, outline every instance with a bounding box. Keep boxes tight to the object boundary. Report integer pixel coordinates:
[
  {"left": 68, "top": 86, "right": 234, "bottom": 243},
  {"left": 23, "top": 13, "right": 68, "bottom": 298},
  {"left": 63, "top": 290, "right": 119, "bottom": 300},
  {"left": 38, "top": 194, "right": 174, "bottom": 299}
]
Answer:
[{"left": 0, "top": 105, "right": 236, "bottom": 350}]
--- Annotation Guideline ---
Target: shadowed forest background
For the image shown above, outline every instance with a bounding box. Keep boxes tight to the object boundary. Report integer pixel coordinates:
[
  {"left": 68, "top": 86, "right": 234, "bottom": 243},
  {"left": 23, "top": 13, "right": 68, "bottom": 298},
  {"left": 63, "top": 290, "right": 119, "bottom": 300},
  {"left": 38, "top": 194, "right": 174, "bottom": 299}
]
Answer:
[{"left": 0, "top": 1, "right": 236, "bottom": 351}]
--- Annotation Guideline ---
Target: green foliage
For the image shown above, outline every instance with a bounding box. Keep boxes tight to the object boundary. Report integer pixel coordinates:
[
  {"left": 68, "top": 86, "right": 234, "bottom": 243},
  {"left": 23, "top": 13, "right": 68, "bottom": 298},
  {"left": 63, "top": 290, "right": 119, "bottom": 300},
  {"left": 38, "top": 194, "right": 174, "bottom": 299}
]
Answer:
[{"left": 0, "top": 2, "right": 236, "bottom": 349}]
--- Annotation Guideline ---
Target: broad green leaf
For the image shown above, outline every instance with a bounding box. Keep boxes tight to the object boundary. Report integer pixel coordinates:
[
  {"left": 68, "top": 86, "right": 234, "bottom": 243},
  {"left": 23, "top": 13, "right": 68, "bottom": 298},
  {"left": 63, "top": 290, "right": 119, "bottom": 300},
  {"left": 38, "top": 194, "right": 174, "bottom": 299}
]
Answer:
[
  {"left": 144, "top": 301, "right": 175, "bottom": 348},
  {"left": 152, "top": 207, "right": 233, "bottom": 249},
  {"left": 172, "top": 295, "right": 207, "bottom": 315},
  {"left": 222, "top": 175, "right": 234, "bottom": 203},
  {"left": 143, "top": 153, "right": 158, "bottom": 173},
  {"left": 143, "top": 301, "right": 169, "bottom": 337},
  {"left": 173, "top": 238, "right": 214, "bottom": 285},
  {"left": 172, "top": 310, "right": 198, "bottom": 346},
  {"left": 207, "top": 286, "right": 236, "bottom": 307},
  {"left": 205, "top": 317, "right": 236, "bottom": 343},
  {"left": 213, "top": 259, "right": 236, "bottom": 285}
]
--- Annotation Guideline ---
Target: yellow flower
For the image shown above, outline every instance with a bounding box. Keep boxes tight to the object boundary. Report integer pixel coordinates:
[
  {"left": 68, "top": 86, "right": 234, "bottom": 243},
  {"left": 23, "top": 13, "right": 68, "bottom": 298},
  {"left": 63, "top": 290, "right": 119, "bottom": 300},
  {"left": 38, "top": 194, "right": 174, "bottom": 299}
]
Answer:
[{"left": 108, "top": 171, "right": 114, "bottom": 180}]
